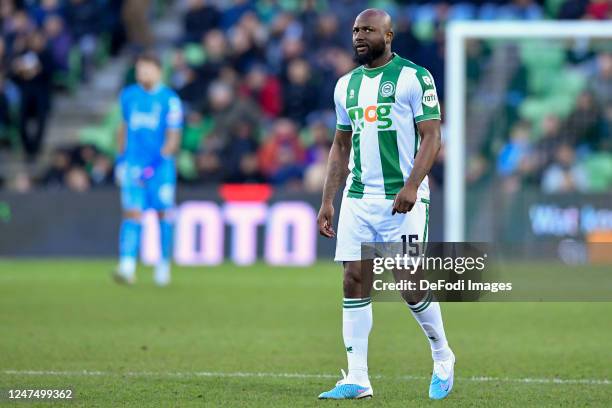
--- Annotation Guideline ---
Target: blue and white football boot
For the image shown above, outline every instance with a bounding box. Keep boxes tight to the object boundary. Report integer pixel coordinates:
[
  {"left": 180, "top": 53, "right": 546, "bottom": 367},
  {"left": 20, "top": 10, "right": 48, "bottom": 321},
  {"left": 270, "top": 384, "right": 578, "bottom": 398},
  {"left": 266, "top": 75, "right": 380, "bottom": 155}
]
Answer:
[
  {"left": 318, "top": 369, "right": 373, "bottom": 400},
  {"left": 429, "top": 351, "right": 455, "bottom": 400}
]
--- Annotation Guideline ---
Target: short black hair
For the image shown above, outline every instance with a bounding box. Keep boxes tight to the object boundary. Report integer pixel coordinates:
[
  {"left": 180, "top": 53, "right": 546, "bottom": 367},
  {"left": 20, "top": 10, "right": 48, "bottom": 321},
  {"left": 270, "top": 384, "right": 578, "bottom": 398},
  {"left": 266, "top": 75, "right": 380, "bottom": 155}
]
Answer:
[{"left": 136, "top": 51, "right": 162, "bottom": 68}]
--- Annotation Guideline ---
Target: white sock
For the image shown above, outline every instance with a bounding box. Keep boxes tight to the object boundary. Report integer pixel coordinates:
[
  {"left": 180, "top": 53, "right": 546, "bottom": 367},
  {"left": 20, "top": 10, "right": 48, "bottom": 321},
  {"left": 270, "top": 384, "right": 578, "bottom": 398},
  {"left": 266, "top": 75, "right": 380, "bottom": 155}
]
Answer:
[
  {"left": 119, "top": 257, "right": 136, "bottom": 278},
  {"left": 407, "top": 292, "right": 452, "bottom": 361},
  {"left": 343, "top": 298, "right": 372, "bottom": 386},
  {"left": 154, "top": 261, "right": 170, "bottom": 286}
]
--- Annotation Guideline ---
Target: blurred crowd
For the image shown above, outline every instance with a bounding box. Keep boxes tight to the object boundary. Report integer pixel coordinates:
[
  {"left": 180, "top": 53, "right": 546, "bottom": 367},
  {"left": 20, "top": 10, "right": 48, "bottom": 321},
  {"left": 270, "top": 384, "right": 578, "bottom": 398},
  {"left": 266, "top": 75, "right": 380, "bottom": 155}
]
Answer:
[
  {"left": 0, "top": 0, "right": 128, "bottom": 160},
  {"left": 167, "top": 0, "right": 360, "bottom": 192},
  {"left": 1, "top": 0, "right": 610, "bottom": 194}
]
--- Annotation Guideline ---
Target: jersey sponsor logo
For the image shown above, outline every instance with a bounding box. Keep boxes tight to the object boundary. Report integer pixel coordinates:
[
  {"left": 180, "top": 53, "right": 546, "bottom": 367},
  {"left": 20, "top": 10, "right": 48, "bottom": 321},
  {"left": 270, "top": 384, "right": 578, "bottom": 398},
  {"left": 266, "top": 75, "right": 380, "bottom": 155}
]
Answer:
[
  {"left": 422, "top": 89, "right": 438, "bottom": 108},
  {"left": 349, "top": 89, "right": 355, "bottom": 99},
  {"left": 129, "top": 104, "right": 162, "bottom": 130},
  {"left": 422, "top": 75, "right": 433, "bottom": 87},
  {"left": 348, "top": 104, "right": 393, "bottom": 131},
  {"left": 379, "top": 81, "right": 395, "bottom": 98}
]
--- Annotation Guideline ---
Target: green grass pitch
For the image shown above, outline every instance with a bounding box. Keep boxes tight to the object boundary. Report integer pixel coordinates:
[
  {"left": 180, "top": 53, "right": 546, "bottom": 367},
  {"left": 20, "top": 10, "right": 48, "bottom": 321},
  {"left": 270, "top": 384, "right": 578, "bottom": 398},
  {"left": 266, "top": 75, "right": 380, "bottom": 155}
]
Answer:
[{"left": 0, "top": 260, "right": 610, "bottom": 407}]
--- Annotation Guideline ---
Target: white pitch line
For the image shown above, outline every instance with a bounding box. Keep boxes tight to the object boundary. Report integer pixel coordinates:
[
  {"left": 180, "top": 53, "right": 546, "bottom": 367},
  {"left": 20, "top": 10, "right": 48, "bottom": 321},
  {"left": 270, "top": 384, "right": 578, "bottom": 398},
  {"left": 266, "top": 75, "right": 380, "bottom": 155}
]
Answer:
[{"left": 2, "top": 370, "right": 610, "bottom": 386}]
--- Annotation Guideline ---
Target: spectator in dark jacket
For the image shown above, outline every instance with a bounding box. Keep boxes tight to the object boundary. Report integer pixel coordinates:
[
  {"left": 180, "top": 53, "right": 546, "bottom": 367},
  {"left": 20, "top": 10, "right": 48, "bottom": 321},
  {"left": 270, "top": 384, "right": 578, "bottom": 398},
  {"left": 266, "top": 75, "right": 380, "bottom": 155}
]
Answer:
[
  {"left": 183, "top": 0, "right": 221, "bottom": 44},
  {"left": 65, "top": 0, "right": 100, "bottom": 80},
  {"left": 282, "top": 58, "right": 318, "bottom": 126},
  {"left": 11, "top": 30, "right": 53, "bottom": 159},
  {"left": 43, "top": 15, "right": 72, "bottom": 73}
]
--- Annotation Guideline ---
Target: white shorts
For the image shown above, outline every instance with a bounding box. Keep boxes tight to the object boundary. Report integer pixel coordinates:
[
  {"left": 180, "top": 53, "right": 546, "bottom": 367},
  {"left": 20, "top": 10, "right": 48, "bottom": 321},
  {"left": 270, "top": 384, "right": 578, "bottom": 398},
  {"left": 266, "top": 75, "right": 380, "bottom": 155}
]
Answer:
[{"left": 334, "top": 196, "right": 430, "bottom": 262}]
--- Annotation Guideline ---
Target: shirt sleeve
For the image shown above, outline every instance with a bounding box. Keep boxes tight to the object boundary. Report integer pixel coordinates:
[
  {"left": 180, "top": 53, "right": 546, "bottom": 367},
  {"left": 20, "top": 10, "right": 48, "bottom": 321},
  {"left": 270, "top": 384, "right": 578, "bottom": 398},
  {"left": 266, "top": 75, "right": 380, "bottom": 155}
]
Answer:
[
  {"left": 166, "top": 93, "right": 183, "bottom": 130},
  {"left": 334, "top": 79, "right": 351, "bottom": 131},
  {"left": 407, "top": 69, "right": 441, "bottom": 123}
]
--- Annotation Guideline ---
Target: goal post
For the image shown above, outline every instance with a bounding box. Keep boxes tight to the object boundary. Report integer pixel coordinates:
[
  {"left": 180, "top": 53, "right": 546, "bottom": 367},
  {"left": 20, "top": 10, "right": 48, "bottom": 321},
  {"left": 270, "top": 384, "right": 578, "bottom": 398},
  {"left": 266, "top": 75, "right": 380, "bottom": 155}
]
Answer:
[{"left": 444, "top": 21, "right": 612, "bottom": 242}]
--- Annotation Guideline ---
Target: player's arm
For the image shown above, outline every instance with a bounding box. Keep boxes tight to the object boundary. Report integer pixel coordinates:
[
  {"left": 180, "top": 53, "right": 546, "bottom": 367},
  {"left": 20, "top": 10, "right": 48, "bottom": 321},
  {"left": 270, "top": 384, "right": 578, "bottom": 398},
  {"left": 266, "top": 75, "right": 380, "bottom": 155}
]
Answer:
[
  {"left": 392, "top": 69, "right": 442, "bottom": 215},
  {"left": 161, "top": 129, "right": 181, "bottom": 157},
  {"left": 319, "top": 78, "right": 352, "bottom": 238},
  {"left": 117, "top": 90, "right": 129, "bottom": 157},
  {"left": 161, "top": 95, "right": 183, "bottom": 158},
  {"left": 392, "top": 119, "right": 441, "bottom": 214},
  {"left": 116, "top": 121, "right": 126, "bottom": 155},
  {"left": 318, "top": 129, "right": 352, "bottom": 238}
]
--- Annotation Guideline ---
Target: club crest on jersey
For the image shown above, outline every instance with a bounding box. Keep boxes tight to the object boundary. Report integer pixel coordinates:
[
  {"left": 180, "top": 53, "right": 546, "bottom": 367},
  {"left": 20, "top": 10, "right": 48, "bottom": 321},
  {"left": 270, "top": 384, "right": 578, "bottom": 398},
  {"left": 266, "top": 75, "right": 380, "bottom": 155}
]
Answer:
[{"left": 379, "top": 81, "right": 395, "bottom": 98}]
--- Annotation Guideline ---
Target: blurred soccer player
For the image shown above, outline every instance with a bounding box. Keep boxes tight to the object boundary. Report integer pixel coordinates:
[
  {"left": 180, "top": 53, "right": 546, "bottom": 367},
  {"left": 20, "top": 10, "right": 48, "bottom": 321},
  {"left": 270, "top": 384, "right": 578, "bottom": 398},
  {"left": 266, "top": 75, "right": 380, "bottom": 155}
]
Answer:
[
  {"left": 113, "top": 53, "right": 183, "bottom": 286},
  {"left": 317, "top": 9, "right": 454, "bottom": 400}
]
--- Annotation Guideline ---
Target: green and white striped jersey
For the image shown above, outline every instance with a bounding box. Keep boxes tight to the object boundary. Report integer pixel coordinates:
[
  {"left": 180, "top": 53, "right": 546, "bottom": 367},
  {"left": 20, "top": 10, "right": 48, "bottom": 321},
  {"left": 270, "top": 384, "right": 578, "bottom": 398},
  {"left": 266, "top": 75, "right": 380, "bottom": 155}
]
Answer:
[{"left": 334, "top": 54, "right": 441, "bottom": 200}]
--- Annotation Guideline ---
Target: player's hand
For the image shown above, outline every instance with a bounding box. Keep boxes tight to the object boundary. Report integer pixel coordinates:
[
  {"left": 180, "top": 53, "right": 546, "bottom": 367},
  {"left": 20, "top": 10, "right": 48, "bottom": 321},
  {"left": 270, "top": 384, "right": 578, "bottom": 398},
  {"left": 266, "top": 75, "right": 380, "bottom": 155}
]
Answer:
[
  {"left": 317, "top": 203, "right": 336, "bottom": 238},
  {"left": 114, "top": 154, "right": 126, "bottom": 186},
  {"left": 392, "top": 184, "right": 418, "bottom": 215}
]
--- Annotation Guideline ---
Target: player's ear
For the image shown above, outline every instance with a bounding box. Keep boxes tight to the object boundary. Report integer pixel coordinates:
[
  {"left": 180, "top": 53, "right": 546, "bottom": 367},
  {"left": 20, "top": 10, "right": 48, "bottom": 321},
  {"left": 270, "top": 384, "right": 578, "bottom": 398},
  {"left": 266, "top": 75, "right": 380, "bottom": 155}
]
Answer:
[{"left": 386, "top": 30, "right": 394, "bottom": 44}]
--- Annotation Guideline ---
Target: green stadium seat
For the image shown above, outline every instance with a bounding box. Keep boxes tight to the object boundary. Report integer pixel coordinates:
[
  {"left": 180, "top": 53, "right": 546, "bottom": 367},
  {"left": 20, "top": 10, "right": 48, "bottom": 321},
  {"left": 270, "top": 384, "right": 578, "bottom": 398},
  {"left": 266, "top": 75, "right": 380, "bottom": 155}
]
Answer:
[
  {"left": 519, "top": 98, "right": 549, "bottom": 124},
  {"left": 520, "top": 40, "right": 564, "bottom": 70},
  {"left": 1, "top": 102, "right": 21, "bottom": 150},
  {"left": 412, "top": 20, "right": 435, "bottom": 42},
  {"left": 182, "top": 118, "right": 214, "bottom": 152},
  {"left": 276, "top": 0, "right": 300, "bottom": 12},
  {"left": 556, "top": 70, "right": 586, "bottom": 97},
  {"left": 177, "top": 150, "right": 198, "bottom": 180},
  {"left": 583, "top": 153, "right": 612, "bottom": 192},
  {"left": 94, "top": 33, "right": 112, "bottom": 67},
  {"left": 0, "top": 125, "right": 18, "bottom": 150},
  {"left": 78, "top": 104, "right": 121, "bottom": 155},
  {"left": 519, "top": 94, "right": 575, "bottom": 136},
  {"left": 52, "top": 47, "right": 82, "bottom": 94},
  {"left": 545, "top": 0, "right": 566, "bottom": 17},
  {"left": 183, "top": 43, "right": 206, "bottom": 67}
]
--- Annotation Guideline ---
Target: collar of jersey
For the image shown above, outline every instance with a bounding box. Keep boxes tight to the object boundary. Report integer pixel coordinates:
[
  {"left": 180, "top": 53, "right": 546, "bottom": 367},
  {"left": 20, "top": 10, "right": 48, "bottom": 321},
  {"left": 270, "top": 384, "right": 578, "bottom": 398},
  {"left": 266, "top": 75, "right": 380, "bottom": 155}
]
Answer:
[
  {"left": 361, "top": 53, "right": 397, "bottom": 77},
  {"left": 138, "top": 83, "right": 163, "bottom": 94}
]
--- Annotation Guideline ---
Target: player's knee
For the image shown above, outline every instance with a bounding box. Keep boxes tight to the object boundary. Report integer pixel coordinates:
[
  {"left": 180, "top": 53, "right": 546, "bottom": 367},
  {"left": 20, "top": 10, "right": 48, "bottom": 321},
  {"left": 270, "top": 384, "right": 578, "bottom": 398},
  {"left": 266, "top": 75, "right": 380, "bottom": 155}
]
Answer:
[
  {"left": 343, "top": 263, "right": 363, "bottom": 294},
  {"left": 123, "top": 210, "right": 141, "bottom": 220},
  {"left": 401, "top": 289, "right": 426, "bottom": 305},
  {"left": 157, "top": 210, "right": 175, "bottom": 222}
]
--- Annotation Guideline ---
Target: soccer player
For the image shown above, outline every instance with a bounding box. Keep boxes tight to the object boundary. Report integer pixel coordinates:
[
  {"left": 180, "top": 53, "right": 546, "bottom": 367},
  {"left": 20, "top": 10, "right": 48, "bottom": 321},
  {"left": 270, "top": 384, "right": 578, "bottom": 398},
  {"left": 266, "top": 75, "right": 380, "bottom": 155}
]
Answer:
[
  {"left": 113, "top": 53, "right": 183, "bottom": 286},
  {"left": 317, "top": 9, "right": 454, "bottom": 400}
]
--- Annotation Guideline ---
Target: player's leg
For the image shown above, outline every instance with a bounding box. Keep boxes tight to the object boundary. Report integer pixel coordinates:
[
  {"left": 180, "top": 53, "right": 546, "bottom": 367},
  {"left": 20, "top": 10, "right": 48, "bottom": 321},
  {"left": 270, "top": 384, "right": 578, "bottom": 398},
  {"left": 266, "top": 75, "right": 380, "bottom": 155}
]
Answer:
[
  {"left": 319, "top": 198, "right": 375, "bottom": 400},
  {"left": 377, "top": 198, "right": 455, "bottom": 399},
  {"left": 116, "top": 167, "right": 145, "bottom": 283},
  {"left": 154, "top": 209, "right": 173, "bottom": 286},
  {"left": 342, "top": 259, "right": 374, "bottom": 385},
  {"left": 149, "top": 159, "right": 176, "bottom": 286}
]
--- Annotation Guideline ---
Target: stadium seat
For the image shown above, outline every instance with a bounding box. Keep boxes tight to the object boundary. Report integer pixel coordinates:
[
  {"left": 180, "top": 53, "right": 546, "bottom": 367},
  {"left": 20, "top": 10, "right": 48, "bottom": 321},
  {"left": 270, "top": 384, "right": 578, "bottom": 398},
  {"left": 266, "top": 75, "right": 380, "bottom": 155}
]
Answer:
[
  {"left": 52, "top": 47, "right": 83, "bottom": 94},
  {"left": 583, "top": 153, "right": 612, "bottom": 192},
  {"left": 78, "top": 104, "right": 121, "bottom": 155},
  {"left": 182, "top": 118, "right": 214, "bottom": 152},
  {"left": 177, "top": 150, "right": 198, "bottom": 180},
  {"left": 412, "top": 20, "right": 435, "bottom": 42},
  {"left": 545, "top": 0, "right": 567, "bottom": 18},
  {"left": 183, "top": 43, "right": 206, "bottom": 67},
  {"left": 94, "top": 33, "right": 112, "bottom": 67}
]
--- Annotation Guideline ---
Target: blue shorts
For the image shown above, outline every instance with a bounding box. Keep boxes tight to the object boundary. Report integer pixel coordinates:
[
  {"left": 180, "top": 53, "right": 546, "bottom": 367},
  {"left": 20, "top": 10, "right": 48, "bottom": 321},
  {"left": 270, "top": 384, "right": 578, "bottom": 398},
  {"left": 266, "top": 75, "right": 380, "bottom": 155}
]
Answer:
[{"left": 117, "top": 158, "right": 176, "bottom": 211}]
